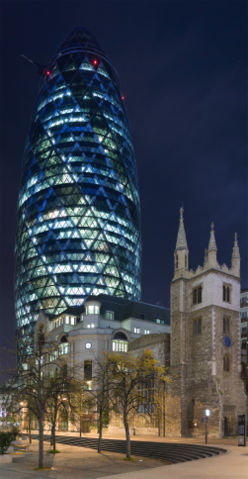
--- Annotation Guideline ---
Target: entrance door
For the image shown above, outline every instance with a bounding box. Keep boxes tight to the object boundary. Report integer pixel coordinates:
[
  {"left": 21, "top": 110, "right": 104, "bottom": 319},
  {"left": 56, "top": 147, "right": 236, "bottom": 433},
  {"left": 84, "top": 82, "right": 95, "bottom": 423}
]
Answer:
[{"left": 223, "top": 417, "right": 229, "bottom": 436}]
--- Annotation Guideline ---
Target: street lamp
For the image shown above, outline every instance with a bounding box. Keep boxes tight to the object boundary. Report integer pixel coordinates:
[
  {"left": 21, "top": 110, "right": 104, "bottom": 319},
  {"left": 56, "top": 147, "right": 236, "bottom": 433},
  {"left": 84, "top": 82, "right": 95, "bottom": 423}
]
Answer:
[{"left": 204, "top": 408, "right": 211, "bottom": 444}]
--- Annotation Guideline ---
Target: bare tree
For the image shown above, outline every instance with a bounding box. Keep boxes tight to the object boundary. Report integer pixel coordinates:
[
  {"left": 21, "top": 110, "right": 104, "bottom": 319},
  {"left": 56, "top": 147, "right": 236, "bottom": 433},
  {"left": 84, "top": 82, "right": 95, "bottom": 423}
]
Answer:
[
  {"left": 2, "top": 327, "right": 77, "bottom": 468},
  {"left": 106, "top": 350, "right": 167, "bottom": 458},
  {"left": 90, "top": 354, "right": 112, "bottom": 453},
  {"left": 45, "top": 365, "right": 82, "bottom": 452}
]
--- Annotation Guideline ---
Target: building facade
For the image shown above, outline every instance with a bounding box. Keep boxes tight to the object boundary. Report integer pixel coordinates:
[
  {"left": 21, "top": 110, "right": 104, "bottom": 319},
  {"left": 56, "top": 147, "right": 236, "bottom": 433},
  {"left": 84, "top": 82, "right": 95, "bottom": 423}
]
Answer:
[
  {"left": 30, "top": 210, "right": 246, "bottom": 438},
  {"left": 241, "top": 289, "right": 248, "bottom": 364},
  {"left": 34, "top": 295, "right": 170, "bottom": 432},
  {"left": 169, "top": 209, "right": 246, "bottom": 437},
  {"left": 15, "top": 28, "right": 141, "bottom": 350}
]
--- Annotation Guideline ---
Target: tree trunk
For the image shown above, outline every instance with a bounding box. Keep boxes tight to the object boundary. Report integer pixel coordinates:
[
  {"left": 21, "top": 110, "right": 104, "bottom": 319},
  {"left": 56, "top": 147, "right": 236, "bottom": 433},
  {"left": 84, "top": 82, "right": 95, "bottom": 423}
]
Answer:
[
  {"left": 28, "top": 415, "right": 32, "bottom": 443},
  {"left": 51, "top": 422, "right": 56, "bottom": 451},
  {"left": 158, "top": 416, "right": 161, "bottom": 437},
  {"left": 123, "top": 410, "right": 131, "bottom": 458},
  {"left": 98, "top": 408, "right": 103, "bottom": 453},
  {"left": 38, "top": 415, "right": 44, "bottom": 468}
]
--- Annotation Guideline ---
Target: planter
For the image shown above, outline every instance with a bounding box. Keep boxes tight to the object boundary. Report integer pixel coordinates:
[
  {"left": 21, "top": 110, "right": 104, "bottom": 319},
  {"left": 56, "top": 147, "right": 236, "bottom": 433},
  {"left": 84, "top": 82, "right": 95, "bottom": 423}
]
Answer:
[{"left": 0, "top": 454, "right": 13, "bottom": 464}]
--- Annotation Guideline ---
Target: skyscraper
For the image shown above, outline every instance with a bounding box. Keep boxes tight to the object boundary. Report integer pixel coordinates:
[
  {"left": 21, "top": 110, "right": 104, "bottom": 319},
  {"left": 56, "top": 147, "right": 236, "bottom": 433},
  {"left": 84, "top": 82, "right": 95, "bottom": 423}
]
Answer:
[{"left": 15, "top": 28, "right": 141, "bottom": 342}]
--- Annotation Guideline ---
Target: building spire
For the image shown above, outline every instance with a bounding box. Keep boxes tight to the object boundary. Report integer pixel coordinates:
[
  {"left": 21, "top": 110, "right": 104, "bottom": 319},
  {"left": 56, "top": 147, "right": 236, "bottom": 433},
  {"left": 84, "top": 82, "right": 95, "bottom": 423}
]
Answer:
[
  {"left": 207, "top": 222, "right": 217, "bottom": 267},
  {"left": 231, "top": 232, "right": 240, "bottom": 276},
  {"left": 176, "top": 207, "right": 188, "bottom": 250},
  {"left": 208, "top": 222, "right": 217, "bottom": 251},
  {"left": 174, "top": 207, "right": 189, "bottom": 278}
]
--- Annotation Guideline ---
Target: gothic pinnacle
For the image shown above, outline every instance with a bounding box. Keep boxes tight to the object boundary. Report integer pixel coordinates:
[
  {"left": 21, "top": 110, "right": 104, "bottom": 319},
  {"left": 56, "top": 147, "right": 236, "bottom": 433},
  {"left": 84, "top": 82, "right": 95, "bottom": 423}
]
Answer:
[
  {"left": 208, "top": 222, "right": 217, "bottom": 251},
  {"left": 176, "top": 207, "right": 188, "bottom": 251}
]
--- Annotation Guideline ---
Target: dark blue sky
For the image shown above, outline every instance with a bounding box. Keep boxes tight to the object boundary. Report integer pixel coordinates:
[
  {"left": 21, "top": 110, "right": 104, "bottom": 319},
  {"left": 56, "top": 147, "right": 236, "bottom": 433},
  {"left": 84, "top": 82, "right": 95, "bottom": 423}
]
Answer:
[{"left": 0, "top": 0, "right": 247, "bottom": 349}]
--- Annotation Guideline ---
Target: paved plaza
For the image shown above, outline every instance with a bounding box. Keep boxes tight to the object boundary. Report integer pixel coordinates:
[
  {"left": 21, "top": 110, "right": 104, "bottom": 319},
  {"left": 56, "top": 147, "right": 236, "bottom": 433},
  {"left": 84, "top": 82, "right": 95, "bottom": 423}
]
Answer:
[{"left": 0, "top": 435, "right": 247, "bottom": 479}]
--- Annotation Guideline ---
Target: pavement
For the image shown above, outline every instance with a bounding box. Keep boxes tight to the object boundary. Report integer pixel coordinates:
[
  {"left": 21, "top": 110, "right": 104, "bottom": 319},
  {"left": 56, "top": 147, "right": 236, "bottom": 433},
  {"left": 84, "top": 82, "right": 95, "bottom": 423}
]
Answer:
[
  {"left": 0, "top": 434, "right": 247, "bottom": 479},
  {"left": 101, "top": 444, "right": 248, "bottom": 479},
  {"left": 0, "top": 440, "right": 166, "bottom": 479}
]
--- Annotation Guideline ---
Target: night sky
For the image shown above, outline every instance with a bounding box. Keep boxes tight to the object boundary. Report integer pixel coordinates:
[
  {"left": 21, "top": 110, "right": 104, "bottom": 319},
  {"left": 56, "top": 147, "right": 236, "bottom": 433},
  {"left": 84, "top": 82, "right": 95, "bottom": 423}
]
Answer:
[{"left": 0, "top": 0, "right": 247, "bottom": 352}]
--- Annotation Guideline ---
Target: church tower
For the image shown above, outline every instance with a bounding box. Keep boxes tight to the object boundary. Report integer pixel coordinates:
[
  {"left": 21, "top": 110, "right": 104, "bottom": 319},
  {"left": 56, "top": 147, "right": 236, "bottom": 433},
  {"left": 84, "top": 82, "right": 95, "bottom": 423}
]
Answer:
[{"left": 169, "top": 210, "right": 246, "bottom": 437}]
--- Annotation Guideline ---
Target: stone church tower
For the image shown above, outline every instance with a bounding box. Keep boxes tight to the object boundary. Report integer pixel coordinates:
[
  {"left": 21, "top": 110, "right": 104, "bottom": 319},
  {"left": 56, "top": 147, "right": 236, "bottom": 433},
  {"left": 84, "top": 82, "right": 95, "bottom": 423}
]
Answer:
[{"left": 169, "top": 208, "right": 246, "bottom": 437}]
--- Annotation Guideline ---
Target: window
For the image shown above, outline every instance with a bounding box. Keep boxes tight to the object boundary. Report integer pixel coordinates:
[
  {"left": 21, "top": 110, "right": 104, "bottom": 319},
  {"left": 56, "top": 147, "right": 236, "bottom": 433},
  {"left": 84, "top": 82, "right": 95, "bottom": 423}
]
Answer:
[
  {"left": 58, "top": 335, "right": 69, "bottom": 355},
  {"left": 144, "top": 329, "right": 150, "bottom": 335},
  {"left": 84, "top": 360, "right": 92, "bottom": 380},
  {"left": 193, "top": 286, "right": 202, "bottom": 305},
  {"left": 58, "top": 343, "right": 69, "bottom": 355},
  {"left": 223, "top": 354, "right": 230, "bottom": 372},
  {"left": 193, "top": 318, "right": 202, "bottom": 336},
  {"left": 112, "top": 340, "right": 128, "bottom": 352},
  {"left": 175, "top": 254, "right": 178, "bottom": 269},
  {"left": 223, "top": 316, "right": 230, "bottom": 334},
  {"left": 134, "top": 327, "right": 140, "bottom": 334},
  {"left": 65, "top": 315, "right": 76, "bottom": 325},
  {"left": 85, "top": 380, "right": 92, "bottom": 391},
  {"left": 112, "top": 332, "right": 128, "bottom": 352},
  {"left": 105, "top": 310, "right": 114, "bottom": 320},
  {"left": 86, "top": 304, "right": 99, "bottom": 315},
  {"left": 223, "top": 284, "right": 231, "bottom": 303}
]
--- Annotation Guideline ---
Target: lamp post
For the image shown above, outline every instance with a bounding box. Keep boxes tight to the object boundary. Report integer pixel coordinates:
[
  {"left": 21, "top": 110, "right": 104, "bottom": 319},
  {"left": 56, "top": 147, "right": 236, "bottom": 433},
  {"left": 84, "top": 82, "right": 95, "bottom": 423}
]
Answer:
[{"left": 204, "top": 409, "right": 211, "bottom": 444}]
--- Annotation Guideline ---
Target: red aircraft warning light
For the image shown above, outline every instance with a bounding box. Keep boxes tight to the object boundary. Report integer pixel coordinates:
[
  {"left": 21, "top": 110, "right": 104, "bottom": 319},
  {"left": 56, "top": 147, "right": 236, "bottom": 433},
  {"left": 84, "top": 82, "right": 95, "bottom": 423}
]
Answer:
[
  {"left": 92, "top": 58, "right": 99, "bottom": 68},
  {"left": 121, "top": 95, "right": 125, "bottom": 101},
  {"left": 45, "top": 70, "right": 51, "bottom": 77}
]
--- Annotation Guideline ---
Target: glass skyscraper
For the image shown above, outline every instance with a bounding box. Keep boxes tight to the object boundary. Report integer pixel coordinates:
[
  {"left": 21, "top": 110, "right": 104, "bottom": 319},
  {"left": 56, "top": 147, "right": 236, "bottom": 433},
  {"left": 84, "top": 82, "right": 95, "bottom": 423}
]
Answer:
[{"left": 15, "top": 28, "right": 141, "bottom": 338}]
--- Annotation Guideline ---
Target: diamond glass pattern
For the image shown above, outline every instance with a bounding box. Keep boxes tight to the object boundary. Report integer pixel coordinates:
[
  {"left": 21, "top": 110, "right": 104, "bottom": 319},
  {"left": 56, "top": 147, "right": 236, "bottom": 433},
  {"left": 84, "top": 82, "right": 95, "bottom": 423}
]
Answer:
[{"left": 15, "top": 28, "right": 141, "bottom": 333}]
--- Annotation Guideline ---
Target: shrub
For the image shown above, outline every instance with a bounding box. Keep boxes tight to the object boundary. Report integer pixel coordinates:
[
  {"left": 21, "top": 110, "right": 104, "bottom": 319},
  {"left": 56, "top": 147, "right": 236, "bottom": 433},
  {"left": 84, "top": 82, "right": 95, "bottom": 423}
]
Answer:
[
  {"left": 0, "top": 432, "right": 13, "bottom": 455},
  {"left": 0, "top": 428, "right": 19, "bottom": 454}
]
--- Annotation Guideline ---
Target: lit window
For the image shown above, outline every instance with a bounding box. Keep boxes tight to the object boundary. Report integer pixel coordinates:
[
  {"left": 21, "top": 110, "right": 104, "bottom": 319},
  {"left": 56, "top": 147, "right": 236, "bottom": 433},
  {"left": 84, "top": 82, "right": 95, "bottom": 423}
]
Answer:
[
  {"left": 112, "top": 340, "right": 128, "bottom": 352},
  {"left": 144, "top": 330, "right": 150, "bottom": 335},
  {"left": 134, "top": 327, "right": 140, "bottom": 334},
  {"left": 193, "top": 286, "right": 202, "bottom": 305},
  {"left": 86, "top": 304, "right": 100, "bottom": 315},
  {"left": 223, "top": 284, "right": 231, "bottom": 303},
  {"left": 85, "top": 380, "right": 93, "bottom": 390},
  {"left": 58, "top": 343, "right": 69, "bottom": 355}
]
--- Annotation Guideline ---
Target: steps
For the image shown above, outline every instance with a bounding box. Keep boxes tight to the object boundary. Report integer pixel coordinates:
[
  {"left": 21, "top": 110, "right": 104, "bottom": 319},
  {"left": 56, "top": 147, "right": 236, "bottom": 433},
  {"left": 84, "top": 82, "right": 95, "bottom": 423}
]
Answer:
[{"left": 32, "top": 434, "right": 227, "bottom": 464}]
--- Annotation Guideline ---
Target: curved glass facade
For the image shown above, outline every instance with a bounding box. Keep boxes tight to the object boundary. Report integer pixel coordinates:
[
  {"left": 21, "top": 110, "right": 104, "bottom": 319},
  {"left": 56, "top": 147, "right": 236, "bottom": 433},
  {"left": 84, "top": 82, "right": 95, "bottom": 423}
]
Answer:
[{"left": 15, "top": 28, "right": 141, "bottom": 334}]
